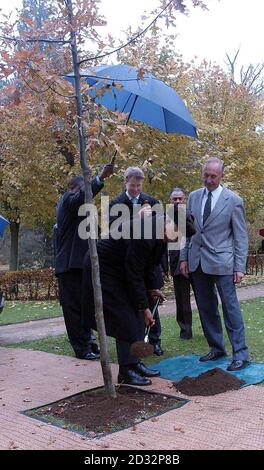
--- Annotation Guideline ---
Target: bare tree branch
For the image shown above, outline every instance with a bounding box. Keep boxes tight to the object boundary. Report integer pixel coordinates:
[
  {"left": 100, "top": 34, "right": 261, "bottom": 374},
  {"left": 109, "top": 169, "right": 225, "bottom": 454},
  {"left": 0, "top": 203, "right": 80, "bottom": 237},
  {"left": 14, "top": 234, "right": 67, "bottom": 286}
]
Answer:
[{"left": 0, "top": 35, "right": 70, "bottom": 44}]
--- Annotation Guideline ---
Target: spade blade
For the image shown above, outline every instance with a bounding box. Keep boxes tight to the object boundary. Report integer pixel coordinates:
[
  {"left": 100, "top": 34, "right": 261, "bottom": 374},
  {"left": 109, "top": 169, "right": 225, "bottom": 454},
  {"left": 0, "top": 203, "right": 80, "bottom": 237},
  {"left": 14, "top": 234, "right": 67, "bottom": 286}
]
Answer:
[{"left": 129, "top": 341, "right": 154, "bottom": 358}]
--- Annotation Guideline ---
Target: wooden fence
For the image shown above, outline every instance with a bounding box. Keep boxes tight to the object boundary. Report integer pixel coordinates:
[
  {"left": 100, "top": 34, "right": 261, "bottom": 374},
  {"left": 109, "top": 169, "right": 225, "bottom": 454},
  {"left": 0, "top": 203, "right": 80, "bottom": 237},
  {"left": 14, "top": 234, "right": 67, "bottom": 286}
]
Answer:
[{"left": 246, "top": 254, "right": 264, "bottom": 276}]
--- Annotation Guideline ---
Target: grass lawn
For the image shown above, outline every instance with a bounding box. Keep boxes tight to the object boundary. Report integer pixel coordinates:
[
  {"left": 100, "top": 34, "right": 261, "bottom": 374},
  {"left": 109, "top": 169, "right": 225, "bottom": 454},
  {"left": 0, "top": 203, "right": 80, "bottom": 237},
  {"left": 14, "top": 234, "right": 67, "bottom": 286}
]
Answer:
[
  {"left": 1, "top": 275, "right": 263, "bottom": 323},
  {"left": 4, "top": 297, "right": 264, "bottom": 365},
  {"left": 0, "top": 300, "right": 62, "bottom": 325}
]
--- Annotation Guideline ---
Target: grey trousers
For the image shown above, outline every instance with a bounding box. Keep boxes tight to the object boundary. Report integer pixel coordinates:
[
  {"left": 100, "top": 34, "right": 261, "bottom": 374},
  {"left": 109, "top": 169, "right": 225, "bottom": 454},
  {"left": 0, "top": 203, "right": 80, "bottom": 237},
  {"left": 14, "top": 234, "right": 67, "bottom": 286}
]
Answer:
[{"left": 192, "top": 266, "right": 248, "bottom": 361}]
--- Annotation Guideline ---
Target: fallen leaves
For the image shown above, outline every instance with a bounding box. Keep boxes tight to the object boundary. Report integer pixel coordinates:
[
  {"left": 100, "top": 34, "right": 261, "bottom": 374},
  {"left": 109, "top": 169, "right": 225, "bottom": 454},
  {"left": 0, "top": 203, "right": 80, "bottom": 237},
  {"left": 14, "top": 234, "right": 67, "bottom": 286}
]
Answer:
[
  {"left": 8, "top": 440, "right": 18, "bottom": 450},
  {"left": 174, "top": 426, "right": 185, "bottom": 433}
]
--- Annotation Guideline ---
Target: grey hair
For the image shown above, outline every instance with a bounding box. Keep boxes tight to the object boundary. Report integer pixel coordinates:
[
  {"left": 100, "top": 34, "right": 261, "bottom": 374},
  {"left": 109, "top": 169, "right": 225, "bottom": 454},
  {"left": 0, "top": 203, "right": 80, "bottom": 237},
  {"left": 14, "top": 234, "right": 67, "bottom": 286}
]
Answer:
[
  {"left": 124, "top": 166, "right": 144, "bottom": 182},
  {"left": 203, "top": 157, "right": 224, "bottom": 172},
  {"left": 170, "top": 187, "right": 185, "bottom": 196}
]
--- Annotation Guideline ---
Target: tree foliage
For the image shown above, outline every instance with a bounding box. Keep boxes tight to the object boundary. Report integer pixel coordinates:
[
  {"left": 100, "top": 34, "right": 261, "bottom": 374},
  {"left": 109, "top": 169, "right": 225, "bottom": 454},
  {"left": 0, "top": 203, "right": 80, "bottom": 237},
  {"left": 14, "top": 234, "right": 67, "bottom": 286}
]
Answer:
[
  {"left": 0, "top": 0, "right": 263, "bottom": 261},
  {"left": 112, "top": 26, "right": 264, "bottom": 225}
]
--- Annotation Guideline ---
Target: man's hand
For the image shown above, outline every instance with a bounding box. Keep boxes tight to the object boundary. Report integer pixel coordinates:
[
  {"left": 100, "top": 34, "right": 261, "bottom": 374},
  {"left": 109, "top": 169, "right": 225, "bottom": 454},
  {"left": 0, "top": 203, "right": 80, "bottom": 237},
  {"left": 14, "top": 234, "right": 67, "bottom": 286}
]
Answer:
[
  {"left": 99, "top": 162, "right": 115, "bottom": 180},
  {"left": 148, "top": 289, "right": 166, "bottom": 303},
  {"left": 233, "top": 271, "right": 244, "bottom": 284},
  {"left": 162, "top": 271, "right": 169, "bottom": 282},
  {"left": 143, "top": 308, "right": 155, "bottom": 327},
  {"left": 180, "top": 261, "right": 189, "bottom": 278},
  {"left": 138, "top": 204, "right": 152, "bottom": 218}
]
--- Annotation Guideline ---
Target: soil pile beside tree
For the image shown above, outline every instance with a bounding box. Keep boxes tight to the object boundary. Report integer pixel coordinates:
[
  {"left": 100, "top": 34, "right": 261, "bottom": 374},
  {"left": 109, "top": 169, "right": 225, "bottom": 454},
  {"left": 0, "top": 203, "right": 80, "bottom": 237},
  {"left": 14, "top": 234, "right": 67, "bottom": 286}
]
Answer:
[{"left": 173, "top": 368, "right": 245, "bottom": 396}]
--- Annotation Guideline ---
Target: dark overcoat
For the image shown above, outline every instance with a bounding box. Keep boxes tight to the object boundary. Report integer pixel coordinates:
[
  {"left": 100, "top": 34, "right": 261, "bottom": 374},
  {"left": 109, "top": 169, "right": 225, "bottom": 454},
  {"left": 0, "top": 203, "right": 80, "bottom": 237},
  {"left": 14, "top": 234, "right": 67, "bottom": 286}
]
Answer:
[
  {"left": 82, "top": 219, "right": 166, "bottom": 343},
  {"left": 55, "top": 178, "right": 103, "bottom": 275}
]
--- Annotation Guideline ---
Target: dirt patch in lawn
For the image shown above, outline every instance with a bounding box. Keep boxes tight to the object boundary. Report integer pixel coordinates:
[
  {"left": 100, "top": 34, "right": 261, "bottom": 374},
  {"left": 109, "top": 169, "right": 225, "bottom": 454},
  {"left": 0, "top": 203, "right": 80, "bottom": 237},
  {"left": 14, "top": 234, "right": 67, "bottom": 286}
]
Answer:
[
  {"left": 172, "top": 368, "right": 245, "bottom": 396},
  {"left": 25, "top": 385, "right": 186, "bottom": 437}
]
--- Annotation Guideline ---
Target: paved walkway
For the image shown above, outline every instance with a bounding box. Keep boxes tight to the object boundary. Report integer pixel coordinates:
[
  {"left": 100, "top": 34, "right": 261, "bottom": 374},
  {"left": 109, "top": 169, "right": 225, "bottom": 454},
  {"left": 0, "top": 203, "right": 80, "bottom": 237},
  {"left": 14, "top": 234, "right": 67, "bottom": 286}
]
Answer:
[
  {"left": 0, "top": 346, "right": 263, "bottom": 450},
  {"left": 0, "top": 283, "right": 264, "bottom": 450},
  {"left": 0, "top": 283, "right": 263, "bottom": 345}
]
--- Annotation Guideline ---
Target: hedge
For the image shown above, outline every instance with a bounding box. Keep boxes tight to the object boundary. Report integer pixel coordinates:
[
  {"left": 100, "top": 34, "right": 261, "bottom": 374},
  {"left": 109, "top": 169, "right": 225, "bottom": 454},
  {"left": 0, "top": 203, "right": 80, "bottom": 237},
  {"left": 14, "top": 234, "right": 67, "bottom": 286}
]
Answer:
[
  {"left": 0, "top": 254, "right": 263, "bottom": 301},
  {"left": 0, "top": 268, "right": 59, "bottom": 301}
]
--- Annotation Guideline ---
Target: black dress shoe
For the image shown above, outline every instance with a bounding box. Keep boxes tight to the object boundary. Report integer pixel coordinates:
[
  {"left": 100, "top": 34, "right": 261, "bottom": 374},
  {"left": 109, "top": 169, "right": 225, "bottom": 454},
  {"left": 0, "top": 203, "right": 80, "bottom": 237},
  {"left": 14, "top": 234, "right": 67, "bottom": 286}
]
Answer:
[
  {"left": 152, "top": 344, "right": 164, "bottom": 356},
  {"left": 199, "top": 351, "right": 226, "bottom": 362},
  {"left": 75, "top": 351, "right": 100, "bottom": 360},
  {"left": 180, "top": 334, "right": 192, "bottom": 340},
  {"left": 227, "top": 360, "right": 249, "bottom": 371},
  {"left": 133, "top": 362, "right": 160, "bottom": 378},
  {"left": 91, "top": 342, "right": 100, "bottom": 355},
  {"left": 180, "top": 330, "right": 192, "bottom": 340},
  {"left": 118, "top": 368, "right": 152, "bottom": 386}
]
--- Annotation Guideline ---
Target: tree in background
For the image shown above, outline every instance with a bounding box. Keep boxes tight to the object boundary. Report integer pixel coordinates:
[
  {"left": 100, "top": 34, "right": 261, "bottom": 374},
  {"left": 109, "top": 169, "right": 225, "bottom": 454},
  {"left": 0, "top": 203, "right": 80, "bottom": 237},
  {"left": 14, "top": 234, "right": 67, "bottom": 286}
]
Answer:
[
  {"left": 108, "top": 24, "right": 264, "bottom": 228},
  {"left": 0, "top": 0, "right": 136, "bottom": 268},
  {"left": 1, "top": 0, "right": 263, "bottom": 263},
  {"left": 0, "top": 0, "right": 216, "bottom": 268},
  {"left": 0, "top": 88, "right": 68, "bottom": 270}
]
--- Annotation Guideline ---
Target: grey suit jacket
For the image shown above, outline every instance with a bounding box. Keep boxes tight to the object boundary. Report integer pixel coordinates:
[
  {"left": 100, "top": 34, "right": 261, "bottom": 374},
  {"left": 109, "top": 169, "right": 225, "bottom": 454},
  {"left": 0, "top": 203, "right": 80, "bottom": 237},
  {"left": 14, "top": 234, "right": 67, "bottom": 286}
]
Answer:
[{"left": 181, "top": 186, "right": 248, "bottom": 275}]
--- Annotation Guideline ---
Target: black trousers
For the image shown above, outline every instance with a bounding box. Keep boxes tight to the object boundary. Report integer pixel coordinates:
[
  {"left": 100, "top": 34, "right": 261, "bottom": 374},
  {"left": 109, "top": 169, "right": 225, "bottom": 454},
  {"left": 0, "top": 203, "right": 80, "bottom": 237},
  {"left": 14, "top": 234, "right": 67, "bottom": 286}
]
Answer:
[
  {"left": 57, "top": 270, "right": 94, "bottom": 356},
  {"left": 148, "top": 295, "right": 162, "bottom": 346},
  {"left": 116, "top": 339, "right": 141, "bottom": 367},
  {"left": 173, "top": 274, "right": 192, "bottom": 338}
]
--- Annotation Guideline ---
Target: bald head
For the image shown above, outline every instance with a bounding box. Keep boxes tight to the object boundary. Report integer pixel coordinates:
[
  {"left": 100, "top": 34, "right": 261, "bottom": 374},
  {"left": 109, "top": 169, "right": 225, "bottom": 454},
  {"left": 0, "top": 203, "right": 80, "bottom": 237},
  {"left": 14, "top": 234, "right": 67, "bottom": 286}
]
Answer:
[{"left": 202, "top": 157, "right": 224, "bottom": 192}]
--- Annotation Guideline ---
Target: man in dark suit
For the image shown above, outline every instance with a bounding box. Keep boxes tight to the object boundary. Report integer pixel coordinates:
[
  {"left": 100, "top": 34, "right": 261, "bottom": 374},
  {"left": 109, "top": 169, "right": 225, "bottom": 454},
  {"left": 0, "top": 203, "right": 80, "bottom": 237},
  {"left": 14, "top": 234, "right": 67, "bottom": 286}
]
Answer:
[
  {"left": 169, "top": 188, "right": 193, "bottom": 340},
  {"left": 82, "top": 209, "right": 192, "bottom": 386},
  {"left": 55, "top": 163, "right": 114, "bottom": 360},
  {"left": 180, "top": 157, "right": 249, "bottom": 371},
  {"left": 108, "top": 166, "right": 164, "bottom": 356}
]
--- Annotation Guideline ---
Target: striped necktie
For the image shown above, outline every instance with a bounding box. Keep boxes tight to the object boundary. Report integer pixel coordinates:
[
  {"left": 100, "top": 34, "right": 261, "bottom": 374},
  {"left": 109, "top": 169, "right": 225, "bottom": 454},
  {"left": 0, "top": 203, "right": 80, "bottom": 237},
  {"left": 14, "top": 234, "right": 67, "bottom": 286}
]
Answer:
[{"left": 203, "top": 192, "right": 212, "bottom": 224}]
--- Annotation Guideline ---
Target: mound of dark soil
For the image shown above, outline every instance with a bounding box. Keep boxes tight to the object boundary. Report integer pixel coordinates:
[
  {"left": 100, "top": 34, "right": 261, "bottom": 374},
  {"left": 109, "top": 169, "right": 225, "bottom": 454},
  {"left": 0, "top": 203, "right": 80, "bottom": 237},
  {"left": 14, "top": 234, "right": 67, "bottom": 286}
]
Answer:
[
  {"left": 172, "top": 368, "right": 245, "bottom": 396},
  {"left": 25, "top": 385, "right": 186, "bottom": 437}
]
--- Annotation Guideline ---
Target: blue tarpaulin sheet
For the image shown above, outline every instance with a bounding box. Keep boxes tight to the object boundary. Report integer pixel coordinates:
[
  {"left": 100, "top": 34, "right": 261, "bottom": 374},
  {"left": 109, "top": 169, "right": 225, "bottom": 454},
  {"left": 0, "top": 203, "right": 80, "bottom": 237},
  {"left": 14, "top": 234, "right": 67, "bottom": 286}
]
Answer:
[{"left": 154, "top": 354, "right": 264, "bottom": 385}]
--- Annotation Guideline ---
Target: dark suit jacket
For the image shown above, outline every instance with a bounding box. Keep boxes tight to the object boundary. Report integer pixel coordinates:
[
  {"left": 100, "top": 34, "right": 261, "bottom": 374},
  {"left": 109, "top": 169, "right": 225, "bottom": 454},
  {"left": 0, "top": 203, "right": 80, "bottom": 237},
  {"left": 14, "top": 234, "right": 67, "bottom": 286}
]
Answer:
[
  {"left": 109, "top": 190, "right": 163, "bottom": 287},
  {"left": 159, "top": 248, "right": 181, "bottom": 280},
  {"left": 82, "top": 218, "right": 166, "bottom": 342},
  {"left": 109, "top": 191, "right": 160, "bottom": 226},
  {"left": 55, "top": 178, "right": 104, "bottom": 275}
]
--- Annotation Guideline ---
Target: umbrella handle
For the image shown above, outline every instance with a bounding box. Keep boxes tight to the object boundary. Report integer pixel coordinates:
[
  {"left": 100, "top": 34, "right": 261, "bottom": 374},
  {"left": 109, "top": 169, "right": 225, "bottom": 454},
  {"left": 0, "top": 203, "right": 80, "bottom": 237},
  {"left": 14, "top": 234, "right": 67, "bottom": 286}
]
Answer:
[{"left": 109, "top": 96, "right": 138, "bottom": 164}]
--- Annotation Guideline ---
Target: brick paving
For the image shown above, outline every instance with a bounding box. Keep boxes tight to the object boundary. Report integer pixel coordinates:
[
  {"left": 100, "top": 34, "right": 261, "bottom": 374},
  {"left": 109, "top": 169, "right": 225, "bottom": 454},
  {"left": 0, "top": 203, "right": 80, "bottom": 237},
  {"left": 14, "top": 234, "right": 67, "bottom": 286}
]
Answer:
[
  {"left": 0, "top": 283, "right": 264, "bottom": 450},
  {"left": 0, "top": 346, "right": 264, "bottom": 450}
]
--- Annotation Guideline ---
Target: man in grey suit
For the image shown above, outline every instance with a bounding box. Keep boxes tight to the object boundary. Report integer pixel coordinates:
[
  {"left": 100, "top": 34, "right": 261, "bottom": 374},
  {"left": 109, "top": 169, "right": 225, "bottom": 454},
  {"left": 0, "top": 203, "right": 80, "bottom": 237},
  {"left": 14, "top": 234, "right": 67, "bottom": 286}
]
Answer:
[{"left": 180, "top": 157, "right": 249, "bottom": 371}]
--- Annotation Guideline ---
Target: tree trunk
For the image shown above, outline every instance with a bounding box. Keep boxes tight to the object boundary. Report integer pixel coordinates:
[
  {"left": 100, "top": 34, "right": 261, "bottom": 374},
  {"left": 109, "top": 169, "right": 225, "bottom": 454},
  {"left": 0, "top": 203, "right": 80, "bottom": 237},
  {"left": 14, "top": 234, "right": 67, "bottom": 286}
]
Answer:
[
  {"left": 9, "top": 221, "right": 20, "bottom": 271},
  {"left": 43, "top": 233, "right": 54, "bottom": 268},
  {"left": 66, "top": 0, "right": 116, "bottom": 399}
]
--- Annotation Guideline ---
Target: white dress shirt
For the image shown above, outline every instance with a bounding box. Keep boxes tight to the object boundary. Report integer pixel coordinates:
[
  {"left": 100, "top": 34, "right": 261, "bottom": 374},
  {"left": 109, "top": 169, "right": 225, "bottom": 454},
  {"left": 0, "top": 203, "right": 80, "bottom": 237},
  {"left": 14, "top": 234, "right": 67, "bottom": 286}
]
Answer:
[
  {"left": 126, "top": 191, "right": 140, "bottom": 203},
  {"left": 201, "top": 184, "right": 223, "bottom": 221}
]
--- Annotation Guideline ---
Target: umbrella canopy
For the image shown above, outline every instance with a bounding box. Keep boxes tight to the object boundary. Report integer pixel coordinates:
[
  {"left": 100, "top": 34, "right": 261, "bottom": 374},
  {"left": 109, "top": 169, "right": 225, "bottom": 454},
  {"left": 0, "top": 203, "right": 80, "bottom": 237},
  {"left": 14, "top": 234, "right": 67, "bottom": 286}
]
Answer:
[
  {"left": 65, "top": 64, "right": 197, "bottom": 138},
  {"left": 0, "top": 215, "right": 10, "bottom": 237}
]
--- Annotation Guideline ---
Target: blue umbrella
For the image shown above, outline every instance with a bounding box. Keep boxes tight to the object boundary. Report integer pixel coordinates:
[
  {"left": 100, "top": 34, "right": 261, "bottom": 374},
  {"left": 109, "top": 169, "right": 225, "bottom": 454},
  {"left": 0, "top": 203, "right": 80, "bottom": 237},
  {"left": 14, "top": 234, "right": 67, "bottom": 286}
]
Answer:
[
  {"left": 65, "top": 64, "right": 197, "bottom": 138},
  {"left": 0, "top": 215, "right": 10, "bottom": 237}
]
